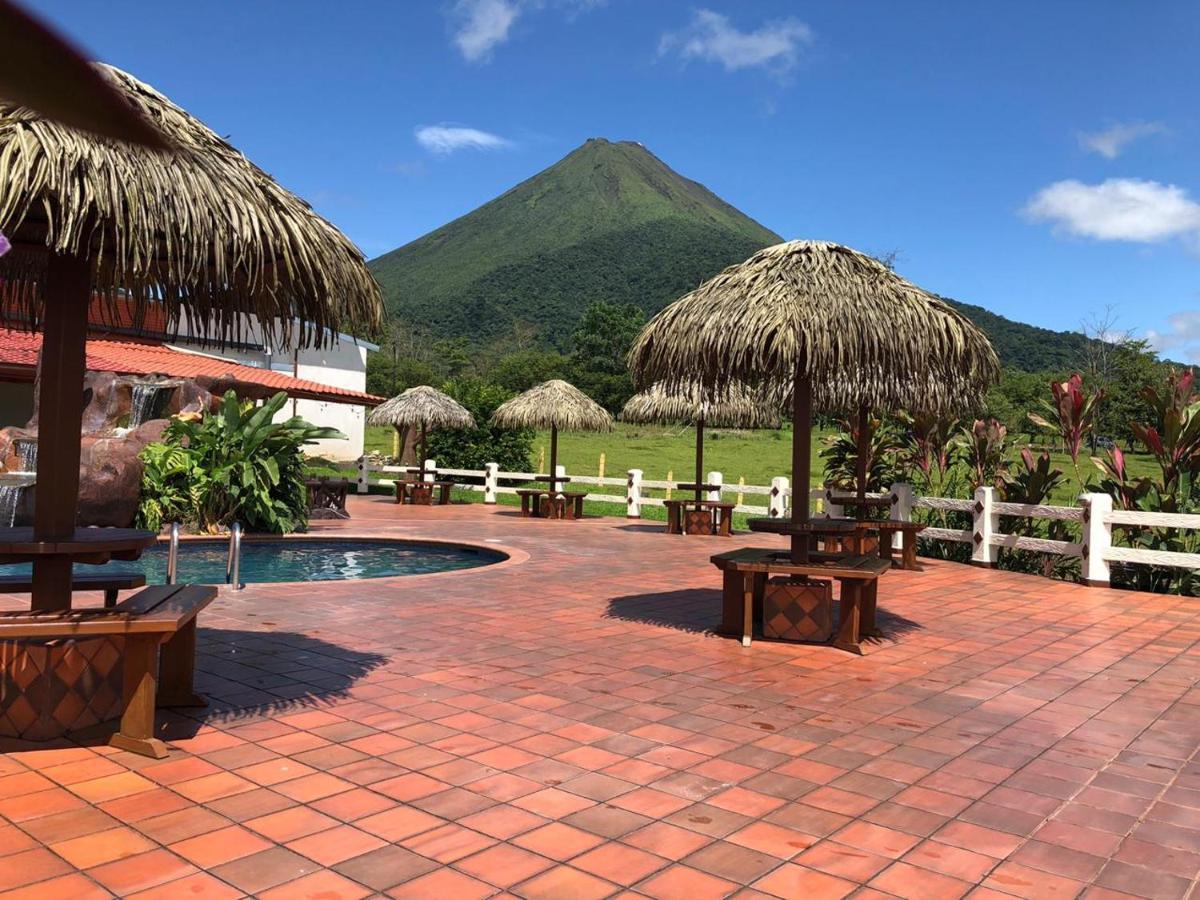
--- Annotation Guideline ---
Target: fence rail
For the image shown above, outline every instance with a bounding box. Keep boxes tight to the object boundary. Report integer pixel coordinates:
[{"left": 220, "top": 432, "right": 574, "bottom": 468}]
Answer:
[{"left": 356, "top": 457, "right": 1200, "bottom": 587}]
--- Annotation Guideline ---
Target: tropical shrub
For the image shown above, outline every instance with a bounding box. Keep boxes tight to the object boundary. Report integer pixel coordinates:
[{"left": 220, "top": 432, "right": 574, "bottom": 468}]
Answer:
[
  {"left": 1000, "top": 448, "right": 1074, "bottom": 578},
  {"left": 424, "top": 377, "right": 533, "bottom": 474},
  {"left": 136, "top": 391, "right": 344, "bottom": 534},
  {"left": 960, "top": 418, "right": 1008, "bottom": 490},
  {"left": 1028, "top": 372, "right": 1102, "bottom": 481},
  {"left": 820, "top": 412, "right": 903, "bottom": 498}
]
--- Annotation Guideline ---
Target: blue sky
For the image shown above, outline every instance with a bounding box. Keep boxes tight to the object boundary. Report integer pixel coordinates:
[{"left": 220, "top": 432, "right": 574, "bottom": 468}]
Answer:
[{"left": 26, "top": 1, "right": 1200, "bottom": 358}]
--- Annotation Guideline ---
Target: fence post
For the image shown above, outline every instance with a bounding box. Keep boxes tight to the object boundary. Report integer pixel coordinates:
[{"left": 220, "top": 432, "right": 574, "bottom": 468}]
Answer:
[
  {"left": 889, "top": 482, "right": 913, "bottom": 552},
  {"left": 769, "top": 476, "right": 789, "bottom": 518},
  {"left": 627, "top": 468, "right": 643, "bottom": 518},
  {"left": 971, "top": 486, "right": 1000, "bottom": 567},
  {"left": 598, "top": 453, "right": 605, "bottom": 481},
  {"left": 357, "top": 456, "right": 369, "bottom": 494},
  {"left": 1079, "top": 492, "right": 1112, "bottom": 587},
  {"left": 484, "top": 463, "right": 498, "bottom": 504},
  {"left": 423, "top": 458, "right": 436, "bottom": 483},
  {"left": 555, "top": 464, "right": 567, "bottom": 496},
  {"left": 665, "top": 470, "right": 673, "bottom": 501},
  {"left": 736, "top": 475, "right": 745, "bottom": 508},
  {"left": 707, "top": 471, "right": 722, "bottom": 502}
]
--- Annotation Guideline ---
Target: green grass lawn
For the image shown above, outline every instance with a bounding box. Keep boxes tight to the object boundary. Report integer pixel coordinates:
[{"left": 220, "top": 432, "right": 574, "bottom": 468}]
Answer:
[{"left": 361, "top": 422, "right": 1157, "bottom": 506}]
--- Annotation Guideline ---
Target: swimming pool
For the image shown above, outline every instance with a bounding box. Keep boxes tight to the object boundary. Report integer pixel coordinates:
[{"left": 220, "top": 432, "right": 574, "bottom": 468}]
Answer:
[{"left": 0, "top": 539, "right": 505, "bottom": 585}]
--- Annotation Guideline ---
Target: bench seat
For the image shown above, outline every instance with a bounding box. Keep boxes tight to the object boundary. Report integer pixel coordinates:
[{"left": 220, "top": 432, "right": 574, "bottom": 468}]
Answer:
[
  {"left": 0, "top": 571, "right": 146, "bottom": 608},
  {"left": 0, "top": 583, "right": 217, "bottom": 757}
]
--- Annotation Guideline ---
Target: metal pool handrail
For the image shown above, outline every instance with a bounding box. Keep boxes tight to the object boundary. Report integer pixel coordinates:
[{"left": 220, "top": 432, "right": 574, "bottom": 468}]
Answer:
[
  {"left": 226, "top": 522, "right": 243, "bottom": 591},
  {"left": 166, "top": 522, "right": 180, "bottom": 585}
]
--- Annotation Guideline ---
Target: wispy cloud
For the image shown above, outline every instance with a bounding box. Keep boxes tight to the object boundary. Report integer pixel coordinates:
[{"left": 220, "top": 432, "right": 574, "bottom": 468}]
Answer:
[
  {"left": 1079, "top": 121, "right": 1167, "bottom": 159},
  {"left": 447, "top": 0, "right": 603, "bottom": 62},
  {"left": 414, "top": 124, "right": 512, "bottom": 155},
  {"left": 659, "top": 9, "right": 812, "bottom": 75},
  {"left": 1147, "top": 311, "right": 1200, "bottom": 363},
  {"left": 1024, "top": 178, "right": 1200, "bottom": 243},
  {"left": 451, "top": 0, "right": 519, "bottom": 62}
]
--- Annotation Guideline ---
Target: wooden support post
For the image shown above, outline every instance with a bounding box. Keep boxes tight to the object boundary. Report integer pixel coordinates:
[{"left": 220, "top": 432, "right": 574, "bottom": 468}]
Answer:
[
  {"left": 791, "top": 372, "right": 813, "bottom": 564},
  {"left": 598, "top": 452, "right": 605, "bottom": 481},
  {"left": 31, "top": 254, "right": 90, "bottom": 614},
  {"left": 158, "top": 619, "right": 205, "bottom": 708},
  {"left": 109, "top": 634, "right": 169, "bottom": 759}
]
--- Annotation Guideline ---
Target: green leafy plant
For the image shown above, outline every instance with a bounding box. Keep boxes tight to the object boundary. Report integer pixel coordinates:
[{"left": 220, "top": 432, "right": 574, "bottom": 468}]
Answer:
[
  {"left": 820, "top": 412, "right": 902, "bottom": 499},
  {"left": 1028, "top": 372, "right": 1103, "bottom": 482},
  {"left": 424, "top": 377, "right": 533, "bottom": 474},
  {"left": 1000, "top": 448, "right": 1074, "bottom": 578},
  {"left": 960, "top": 418, "right": 1008, "bottom": 490},
  {"left": 136, "top": 391, "right": 344, "bottom": 534}
]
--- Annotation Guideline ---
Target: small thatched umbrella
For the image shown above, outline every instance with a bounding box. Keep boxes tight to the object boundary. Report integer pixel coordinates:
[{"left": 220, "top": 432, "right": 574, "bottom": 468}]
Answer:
[
  {"left": 622, "top": 381, "right": 779, "bottom": 504},
  {"left": 630, "top": 240, "right": 998, "bottom": 563},
  {"left": 0, "top": 65, "right": 382, "bottom": 612},
  {"left": 367, "top": 385, "right": 474, "bottom": 468},
  {"left": 491, "top": 380, "right": 612, "bottom": 492}
]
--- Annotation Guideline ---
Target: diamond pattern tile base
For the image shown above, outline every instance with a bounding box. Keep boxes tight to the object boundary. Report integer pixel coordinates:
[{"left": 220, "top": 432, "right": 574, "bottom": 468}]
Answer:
[
  {"left": 683, "top": 510, "right": 714, "bottom": 535},
  {"left": 762, "top": 577, "right": 833, "bottom": 642},
  {"left": 0, "top": 636, "right": 125, "bottom": 741}
]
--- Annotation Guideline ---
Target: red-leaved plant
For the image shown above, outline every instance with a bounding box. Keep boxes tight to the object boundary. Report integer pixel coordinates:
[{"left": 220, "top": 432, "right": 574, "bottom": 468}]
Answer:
[{"left": 1028, "top": 372, "right": 1103, "bottom": 481}]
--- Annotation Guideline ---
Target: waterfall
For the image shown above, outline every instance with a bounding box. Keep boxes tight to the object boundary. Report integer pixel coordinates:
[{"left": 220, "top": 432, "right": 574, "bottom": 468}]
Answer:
[
  {"left": 15, "top": 439, "right": 36, "bottom": 473},
  {"left": 131, "top": 384, "right": 171, "bottom": 427},
  {"left": 0, "top": 485, "right": 17, "bottom": 527}
]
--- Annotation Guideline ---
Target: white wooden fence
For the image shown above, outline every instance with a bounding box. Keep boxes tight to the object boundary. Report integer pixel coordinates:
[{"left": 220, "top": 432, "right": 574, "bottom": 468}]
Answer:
[{"left": 356, "top": 457, "right": 1200, "bottom": 588}]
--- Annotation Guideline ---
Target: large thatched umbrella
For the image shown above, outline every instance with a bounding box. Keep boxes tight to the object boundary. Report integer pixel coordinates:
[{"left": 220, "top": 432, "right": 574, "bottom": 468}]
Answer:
[
  {"left": 0, "top": 65, "right": 382, "bottom": 612},
  {"left": 630, "top": 240, "right": 998, "bottom": 563},
  {"left": 622, "top": 381, "right": 779, "bottom": 504},
  {"left": 491, "top": 380, "right": 612, "bottom": 492},
  {"left": 367, "top": 385, "right": 474, "bottom": 468}
]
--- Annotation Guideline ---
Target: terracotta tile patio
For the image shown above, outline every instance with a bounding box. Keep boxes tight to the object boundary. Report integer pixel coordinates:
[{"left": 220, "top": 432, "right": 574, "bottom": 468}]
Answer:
[{"left": 1, "top": 497, "right": 1199, "bottom": 898}]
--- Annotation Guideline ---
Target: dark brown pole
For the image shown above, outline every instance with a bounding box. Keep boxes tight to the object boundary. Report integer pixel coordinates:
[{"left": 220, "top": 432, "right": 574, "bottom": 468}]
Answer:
[
  {"left": 855, "top": 403, "right": 870, "bottom": 515},
  {"left": 694, "top": 414, "right": 704, "bottom": 504},
  {"left": 549, "top": 424, "right": 559, "bottom": 494},
  {"left": 791, "top": 365, "right": 812, "bottom": 564},
  {"left": 31, "top": 253, "right": 90, "bottom": 613}
]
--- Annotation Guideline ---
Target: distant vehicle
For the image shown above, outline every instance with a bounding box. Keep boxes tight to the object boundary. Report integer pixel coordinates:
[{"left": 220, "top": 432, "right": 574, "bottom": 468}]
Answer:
[{"left": 1095, "top": 436, "right": 1115, "bottom": 450}]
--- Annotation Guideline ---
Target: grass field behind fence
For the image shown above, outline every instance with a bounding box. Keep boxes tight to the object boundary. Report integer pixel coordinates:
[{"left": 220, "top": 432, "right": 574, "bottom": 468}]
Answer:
[{"left": 359, "top": 422, "right": 1159, "bottom": 507}]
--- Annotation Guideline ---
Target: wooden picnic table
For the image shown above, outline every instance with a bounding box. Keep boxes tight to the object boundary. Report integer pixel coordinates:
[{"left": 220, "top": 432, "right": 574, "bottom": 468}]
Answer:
[
  {"left": 711, "top": 547, "right": 889, "bottom": 654},
  {"left": 662, "top": 498, "right": 735, "bottom": 536},
  {"left": 0, "top": 571, "right": 147, "bottom": 608},
  {"left": 395, "top": 479, "right": 453, "bottom": 506},
  {"left": 306, "top": 477, "right": 350, "bottom": 519},
  {"left": 516, "top": 487, "right": 586, "bottom": 519}
]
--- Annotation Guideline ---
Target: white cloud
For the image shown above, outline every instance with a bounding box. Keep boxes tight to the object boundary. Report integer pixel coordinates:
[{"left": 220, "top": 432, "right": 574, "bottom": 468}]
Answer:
[
  {"left": 1146, "top": 311, "right": 1200, "bottom": 362},
  {"left": 451, "top": 0, "right": 519, "bottom": 62},
  {"left": 1024, "top": 178, "right": 1200, "bottom": 243},
  {"left": 414, "top": 124, "right": 512, "bottom": 154},
  {"left": 1079, "top": 122, "right": 1166, "bottom": 159},
  {"left": 659, "top": 9, "right": 812, "bottom": 74}
]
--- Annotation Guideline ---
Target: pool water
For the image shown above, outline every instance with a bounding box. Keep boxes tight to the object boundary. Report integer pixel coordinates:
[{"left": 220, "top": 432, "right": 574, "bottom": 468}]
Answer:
[{"left": 0, "top": 539, "right": 503, "bottom": 585}]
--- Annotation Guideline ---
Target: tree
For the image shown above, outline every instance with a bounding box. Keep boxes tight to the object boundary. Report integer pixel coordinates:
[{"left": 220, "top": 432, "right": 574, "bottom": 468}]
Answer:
[
  {"left": 569, "top": 300, "right": 644, "bottom": 412},
  {"left": 491, "top": 349, "right": 570, "bottom": 394},
  {"left": 424, "top": 377, "right": 533, "bottom": 474}
]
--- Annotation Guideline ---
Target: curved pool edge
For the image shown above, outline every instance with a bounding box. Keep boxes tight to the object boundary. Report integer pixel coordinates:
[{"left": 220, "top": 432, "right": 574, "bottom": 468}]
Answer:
[{"left": 162, "top": 531, "right": 529, "bottom": 587}]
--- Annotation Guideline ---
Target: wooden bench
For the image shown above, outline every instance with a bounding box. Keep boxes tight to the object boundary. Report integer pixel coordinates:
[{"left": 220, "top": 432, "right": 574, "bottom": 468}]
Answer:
[
  {"left": 516, "top": 488, "right": 586, "bottom": 519},
  {"left": 711, "top": 548, "right": 890, "bottom": 654},
  {"left": 0, "top": 584, "right": 217, "bottom": 758},
  {"left": 307, "top": 477, "right": 350, "bottom": 519},
  {"left": 662, "top": 499, "right": 736, "bottom": 536},
  {"left": 395, "top": 479, "right": 453, "bottom": 506},
  {"left": 0, "top": 572, "right": 147, "bottom": 609},
  {"left": 875, "top": 521, "right": 927, "bottom": 570}
]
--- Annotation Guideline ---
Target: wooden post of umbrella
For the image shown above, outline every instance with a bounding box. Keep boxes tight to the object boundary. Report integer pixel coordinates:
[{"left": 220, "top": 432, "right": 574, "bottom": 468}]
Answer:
[
  {"left": 548, "top": 424, "right": 560, "bottom": 495},
  {"left": 855, "top": 404, "right": 870, "bottom": 512},
  {"left": 29, "top": 254, "right": 90, "bottom": 612},
  {"left": 694, "top": 413, "right": 705, "bottom": 505},
  {"left": 790, "top": 365, "right": 812, "bottom": 565}
]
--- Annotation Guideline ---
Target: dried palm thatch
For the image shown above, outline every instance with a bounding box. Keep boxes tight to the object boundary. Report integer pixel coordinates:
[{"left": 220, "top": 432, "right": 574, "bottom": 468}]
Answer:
[
  {"left": 0, "top": 64, "right": 382, "bottom": 346},
  {"left": 629, "top": 240, "right": 998, "bottom": 413},
  {"left": 621, "top": 381, "right": 780, "bottom": 429},
  {"left": 367, "top": 386, "right": 474, "bottom": 431},
  {"left": 491, "top": 380, "right": 613, "bottom": 433}
]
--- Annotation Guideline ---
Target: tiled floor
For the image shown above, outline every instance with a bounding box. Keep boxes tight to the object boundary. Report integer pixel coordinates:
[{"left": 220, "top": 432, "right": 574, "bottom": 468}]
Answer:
[{"left": 2, "top": 497, "right": 1199, "bottom": 899}]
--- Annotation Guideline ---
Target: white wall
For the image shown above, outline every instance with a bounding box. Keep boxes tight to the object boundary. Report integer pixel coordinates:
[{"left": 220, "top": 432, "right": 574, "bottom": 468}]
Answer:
[{"left": 166, "top": 313, "right": 375, "bottom": 462}]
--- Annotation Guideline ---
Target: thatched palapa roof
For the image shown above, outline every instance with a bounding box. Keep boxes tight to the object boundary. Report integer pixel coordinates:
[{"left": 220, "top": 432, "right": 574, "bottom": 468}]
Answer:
[
  {"left": 629, "top": 240, "right": 999, "bottom": 412},
  {"left": 491, "top": 380, "right": 613, "bottom": 432},
  {"left": 621, "top": 381, "right": 780, "bottom": 429},
  {"left": 367, "top": 386, "right": 474, "bottom": 431},
  {"left": 0, "top": 64, "right": 382, "bottom": 345}
]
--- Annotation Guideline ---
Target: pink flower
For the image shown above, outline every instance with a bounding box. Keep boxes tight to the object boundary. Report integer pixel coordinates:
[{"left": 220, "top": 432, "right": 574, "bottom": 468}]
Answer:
[{"left": 0, "top": 232, "right": 10, "bottom": 258}]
